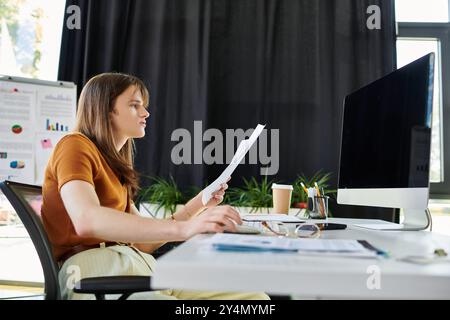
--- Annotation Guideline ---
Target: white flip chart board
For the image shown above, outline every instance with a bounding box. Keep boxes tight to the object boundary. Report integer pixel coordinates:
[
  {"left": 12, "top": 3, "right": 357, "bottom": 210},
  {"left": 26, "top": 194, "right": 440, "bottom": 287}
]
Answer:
[{"left": 0, "top": 75, "right": 76, "bottom": 185}]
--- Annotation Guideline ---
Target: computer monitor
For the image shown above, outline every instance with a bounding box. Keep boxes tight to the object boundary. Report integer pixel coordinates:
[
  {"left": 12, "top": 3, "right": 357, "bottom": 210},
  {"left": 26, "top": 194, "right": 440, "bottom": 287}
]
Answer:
[{"left": 337, "top": 53, "right": 435, "bottom": 230}]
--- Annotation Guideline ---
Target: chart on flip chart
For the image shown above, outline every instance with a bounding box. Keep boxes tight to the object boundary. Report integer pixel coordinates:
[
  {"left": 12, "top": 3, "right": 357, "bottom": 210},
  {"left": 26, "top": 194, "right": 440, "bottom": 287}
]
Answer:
[{"left": 0, "top": 76, "right": 76, "bottom": 185}]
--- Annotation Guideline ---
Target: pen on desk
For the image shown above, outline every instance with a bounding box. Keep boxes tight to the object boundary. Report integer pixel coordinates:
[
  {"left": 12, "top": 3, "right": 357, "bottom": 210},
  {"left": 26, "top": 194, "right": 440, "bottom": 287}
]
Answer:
[
  {"left": 314, "top": 182, "right": 321, "bottom": 196},
  {"left": 306, "top": 187, "right": 315, "bottom": 212},
  {"left": 314, "top": 182, "right": 326, "bottom": 218},
  {"left": 300, "top": 182, "right": 309, "bottom": 195},
  {"left": 320, "top": 187, "right": 327, "bottom": 217}
]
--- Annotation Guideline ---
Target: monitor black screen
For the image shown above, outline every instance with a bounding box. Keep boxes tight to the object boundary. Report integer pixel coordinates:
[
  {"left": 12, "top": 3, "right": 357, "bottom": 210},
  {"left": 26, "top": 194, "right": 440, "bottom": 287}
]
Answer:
[{"left": 338, "top": 53, "right": 434, "bottom": 189}]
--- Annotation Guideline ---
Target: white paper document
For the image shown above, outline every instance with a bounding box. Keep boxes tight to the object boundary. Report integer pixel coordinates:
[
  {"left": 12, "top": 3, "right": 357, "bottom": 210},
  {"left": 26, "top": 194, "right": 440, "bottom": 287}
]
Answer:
[
  {"left": 34, "top": 132, "right": 66, "bottom": 185},
  {"left": 0, "top": 79, "right": 76, "bottom": 184},
  {"left": 201, "top": 124, "right": 266, "bottom": 205},
  {"left": 242, "top": 214, "right": 304, "bottom": 223},
  {"left": 37, "top": 86, "right": 77, "bottom": 133},
  {"left": 353, "top": 223, "right": 401, "bottom": 230},
  {"left": 208, "top": 234, "right": 379, "bottom": 257},
  {"left": 0, "top": 140, "right": 35, "bottom": 184}
]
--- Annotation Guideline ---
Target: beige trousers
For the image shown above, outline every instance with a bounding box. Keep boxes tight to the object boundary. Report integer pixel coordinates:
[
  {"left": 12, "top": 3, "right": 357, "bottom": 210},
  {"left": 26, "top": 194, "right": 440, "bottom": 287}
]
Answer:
[{"left": 59, "top": 245, "right": 269, "bottom": 300}]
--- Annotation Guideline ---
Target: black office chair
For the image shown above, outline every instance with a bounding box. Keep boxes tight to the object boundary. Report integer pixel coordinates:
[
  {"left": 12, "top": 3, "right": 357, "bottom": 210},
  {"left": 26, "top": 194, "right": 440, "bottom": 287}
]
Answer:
[{"left": 0, "top": 180, "right": 156, "bottom": 300}]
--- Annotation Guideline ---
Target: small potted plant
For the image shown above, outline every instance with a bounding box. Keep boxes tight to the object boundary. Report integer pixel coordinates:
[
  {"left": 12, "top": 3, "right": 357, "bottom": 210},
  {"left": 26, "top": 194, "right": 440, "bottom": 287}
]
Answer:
[{"left": 225, "top": 176, "right": 273, "bottom": 214}]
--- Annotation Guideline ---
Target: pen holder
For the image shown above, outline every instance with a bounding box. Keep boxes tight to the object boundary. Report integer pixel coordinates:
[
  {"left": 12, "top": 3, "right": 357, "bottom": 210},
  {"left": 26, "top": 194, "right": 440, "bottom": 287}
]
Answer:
[{"left": 307, "top": 196, "right": 329, "bottom": 220}]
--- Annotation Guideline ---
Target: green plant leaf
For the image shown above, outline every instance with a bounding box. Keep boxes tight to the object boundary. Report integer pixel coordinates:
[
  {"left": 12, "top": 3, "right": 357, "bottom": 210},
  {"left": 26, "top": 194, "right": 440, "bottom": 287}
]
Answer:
[
  {"left": 292, "top": 170, "right": 336, "bottom": 205},
  {"left": 225, "top": 176, "right": 273, "bottom": 211},
  {"left": 136, "top": 175, "right": 185, "bottom": 216}
]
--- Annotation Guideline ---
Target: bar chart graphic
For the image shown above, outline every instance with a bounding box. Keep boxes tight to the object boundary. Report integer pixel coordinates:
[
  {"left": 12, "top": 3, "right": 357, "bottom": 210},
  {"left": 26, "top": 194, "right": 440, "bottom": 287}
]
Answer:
[{"left": 46, "top": 119, "right": 69, "bottom": 132}]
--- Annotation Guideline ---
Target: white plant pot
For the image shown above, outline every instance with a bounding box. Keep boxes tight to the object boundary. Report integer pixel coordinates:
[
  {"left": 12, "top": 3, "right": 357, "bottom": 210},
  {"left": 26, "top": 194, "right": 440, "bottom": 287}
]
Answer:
[
  {"left": 139, "top": 202, "right": 184, "bottom": 219},
  {"left": 233, "top": 206, "right": 271, "bottom": 215},
  {"left": 233, "top": 206, "right": 306, "bottom": 217}
]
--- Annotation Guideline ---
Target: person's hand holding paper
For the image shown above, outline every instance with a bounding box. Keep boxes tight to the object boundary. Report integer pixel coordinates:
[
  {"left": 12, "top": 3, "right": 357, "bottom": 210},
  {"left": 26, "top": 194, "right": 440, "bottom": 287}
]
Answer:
[
  {"left": 197, "top": 177, "right": 230, "bottom": 208},
  {"left": 201, "top": 124, "right": 266, "bottom": 206}
]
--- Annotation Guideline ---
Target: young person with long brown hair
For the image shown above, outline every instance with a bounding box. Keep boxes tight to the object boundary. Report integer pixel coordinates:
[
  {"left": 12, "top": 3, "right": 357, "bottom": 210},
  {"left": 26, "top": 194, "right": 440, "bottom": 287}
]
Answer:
[{"left": 41, "top": 73, "right": 268, "bottom": 300}]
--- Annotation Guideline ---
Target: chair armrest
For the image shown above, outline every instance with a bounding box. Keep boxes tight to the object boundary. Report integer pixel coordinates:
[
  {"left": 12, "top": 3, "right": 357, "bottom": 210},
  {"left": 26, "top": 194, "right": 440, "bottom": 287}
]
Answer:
[
  {"left": 74, "top": 275, "right": 152, "bottom": 295},
  {"left": 152, "top": 241, "right": 183, "bottom": 258}
]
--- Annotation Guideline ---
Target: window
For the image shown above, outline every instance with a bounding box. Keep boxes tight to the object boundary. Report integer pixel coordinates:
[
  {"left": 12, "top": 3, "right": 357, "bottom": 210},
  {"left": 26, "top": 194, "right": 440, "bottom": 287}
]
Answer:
[
  {"left": 397, "top": 39, "right": 442, "bottom": 183},
  {"left": 396, "top": 0, "right": 450, "bottom": 197},
  {"left": 396, "top": 0, "right": 449, "bottom": 23},
  {"left": 0, "top": 0, "right": 66, "bottom": 81}
]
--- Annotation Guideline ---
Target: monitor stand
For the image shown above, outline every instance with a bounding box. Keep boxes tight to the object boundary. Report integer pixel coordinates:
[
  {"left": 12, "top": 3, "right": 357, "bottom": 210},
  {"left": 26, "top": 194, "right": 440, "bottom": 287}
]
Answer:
[{"left": 353, "top": 209, "right": 431, "bottom": 231}]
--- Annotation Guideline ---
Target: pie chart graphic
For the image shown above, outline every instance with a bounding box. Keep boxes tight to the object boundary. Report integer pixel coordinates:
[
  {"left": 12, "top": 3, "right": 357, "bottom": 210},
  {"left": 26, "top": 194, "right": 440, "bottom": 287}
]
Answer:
[
  {"left": 11, "top": 124, "right": 23, "bottom": 134},
  {"left": 10, "top": 161, "right": 25, "bottom": 169}
]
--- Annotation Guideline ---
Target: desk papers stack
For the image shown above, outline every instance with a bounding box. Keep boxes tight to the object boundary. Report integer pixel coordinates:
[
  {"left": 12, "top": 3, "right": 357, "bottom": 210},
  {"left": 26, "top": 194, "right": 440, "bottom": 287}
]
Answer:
[{"left": 208, "top": 234, "right": 382, "bottom": 258}]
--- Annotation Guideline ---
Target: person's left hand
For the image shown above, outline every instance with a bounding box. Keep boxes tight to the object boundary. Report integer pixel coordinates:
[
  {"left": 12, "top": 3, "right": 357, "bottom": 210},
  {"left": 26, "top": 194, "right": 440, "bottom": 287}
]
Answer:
[{"left": 199, "top": 177, "right": 230, "bottom": 208}]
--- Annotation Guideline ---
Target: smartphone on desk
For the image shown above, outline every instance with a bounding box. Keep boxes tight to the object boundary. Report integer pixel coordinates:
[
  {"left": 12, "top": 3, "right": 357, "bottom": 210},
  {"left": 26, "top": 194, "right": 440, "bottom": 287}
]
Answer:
[
  {"left": 283, "top": 221, "right": 347, "bottom": 230},
  {"left": 315, "top": 223, "right": 347, "bottom": 230}
]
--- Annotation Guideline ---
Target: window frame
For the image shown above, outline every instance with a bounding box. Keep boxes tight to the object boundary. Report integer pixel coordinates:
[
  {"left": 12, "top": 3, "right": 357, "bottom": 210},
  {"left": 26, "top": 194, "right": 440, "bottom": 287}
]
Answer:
[{"left": 397, "top": 22, "right": 450, "bottom": 198}]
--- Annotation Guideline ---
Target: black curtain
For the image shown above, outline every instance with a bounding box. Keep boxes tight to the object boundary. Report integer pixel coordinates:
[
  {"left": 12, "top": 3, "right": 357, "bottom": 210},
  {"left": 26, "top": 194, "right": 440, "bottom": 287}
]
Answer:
[{"left": 59, "top": 0, "right": 397, "bottom": 220}]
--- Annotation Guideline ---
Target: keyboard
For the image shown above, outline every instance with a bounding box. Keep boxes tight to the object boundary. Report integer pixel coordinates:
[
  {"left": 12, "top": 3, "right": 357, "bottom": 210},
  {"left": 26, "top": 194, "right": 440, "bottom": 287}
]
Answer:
[{"left": 226, "top": 221, "right": 263, "bottom": 234}]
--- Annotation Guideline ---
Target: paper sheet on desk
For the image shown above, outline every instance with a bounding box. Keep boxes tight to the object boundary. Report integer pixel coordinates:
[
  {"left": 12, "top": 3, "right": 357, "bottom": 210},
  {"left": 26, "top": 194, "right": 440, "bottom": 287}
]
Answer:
[
  {"left": 242, "top": 214, "right": 304, "bottom": 223},
  {"left": 201, "top": 124, "right": 265, "bottom": 205},
  {"left": 208, "top": 234, "right": 378, "bottom": 257}
]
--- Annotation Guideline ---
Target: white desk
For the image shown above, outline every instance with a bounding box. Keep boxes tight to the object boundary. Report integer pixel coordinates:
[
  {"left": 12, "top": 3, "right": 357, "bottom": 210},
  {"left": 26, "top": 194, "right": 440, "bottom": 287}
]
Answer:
[{"left": 152, "top": 218, "right": 450, "bottom": 299}]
